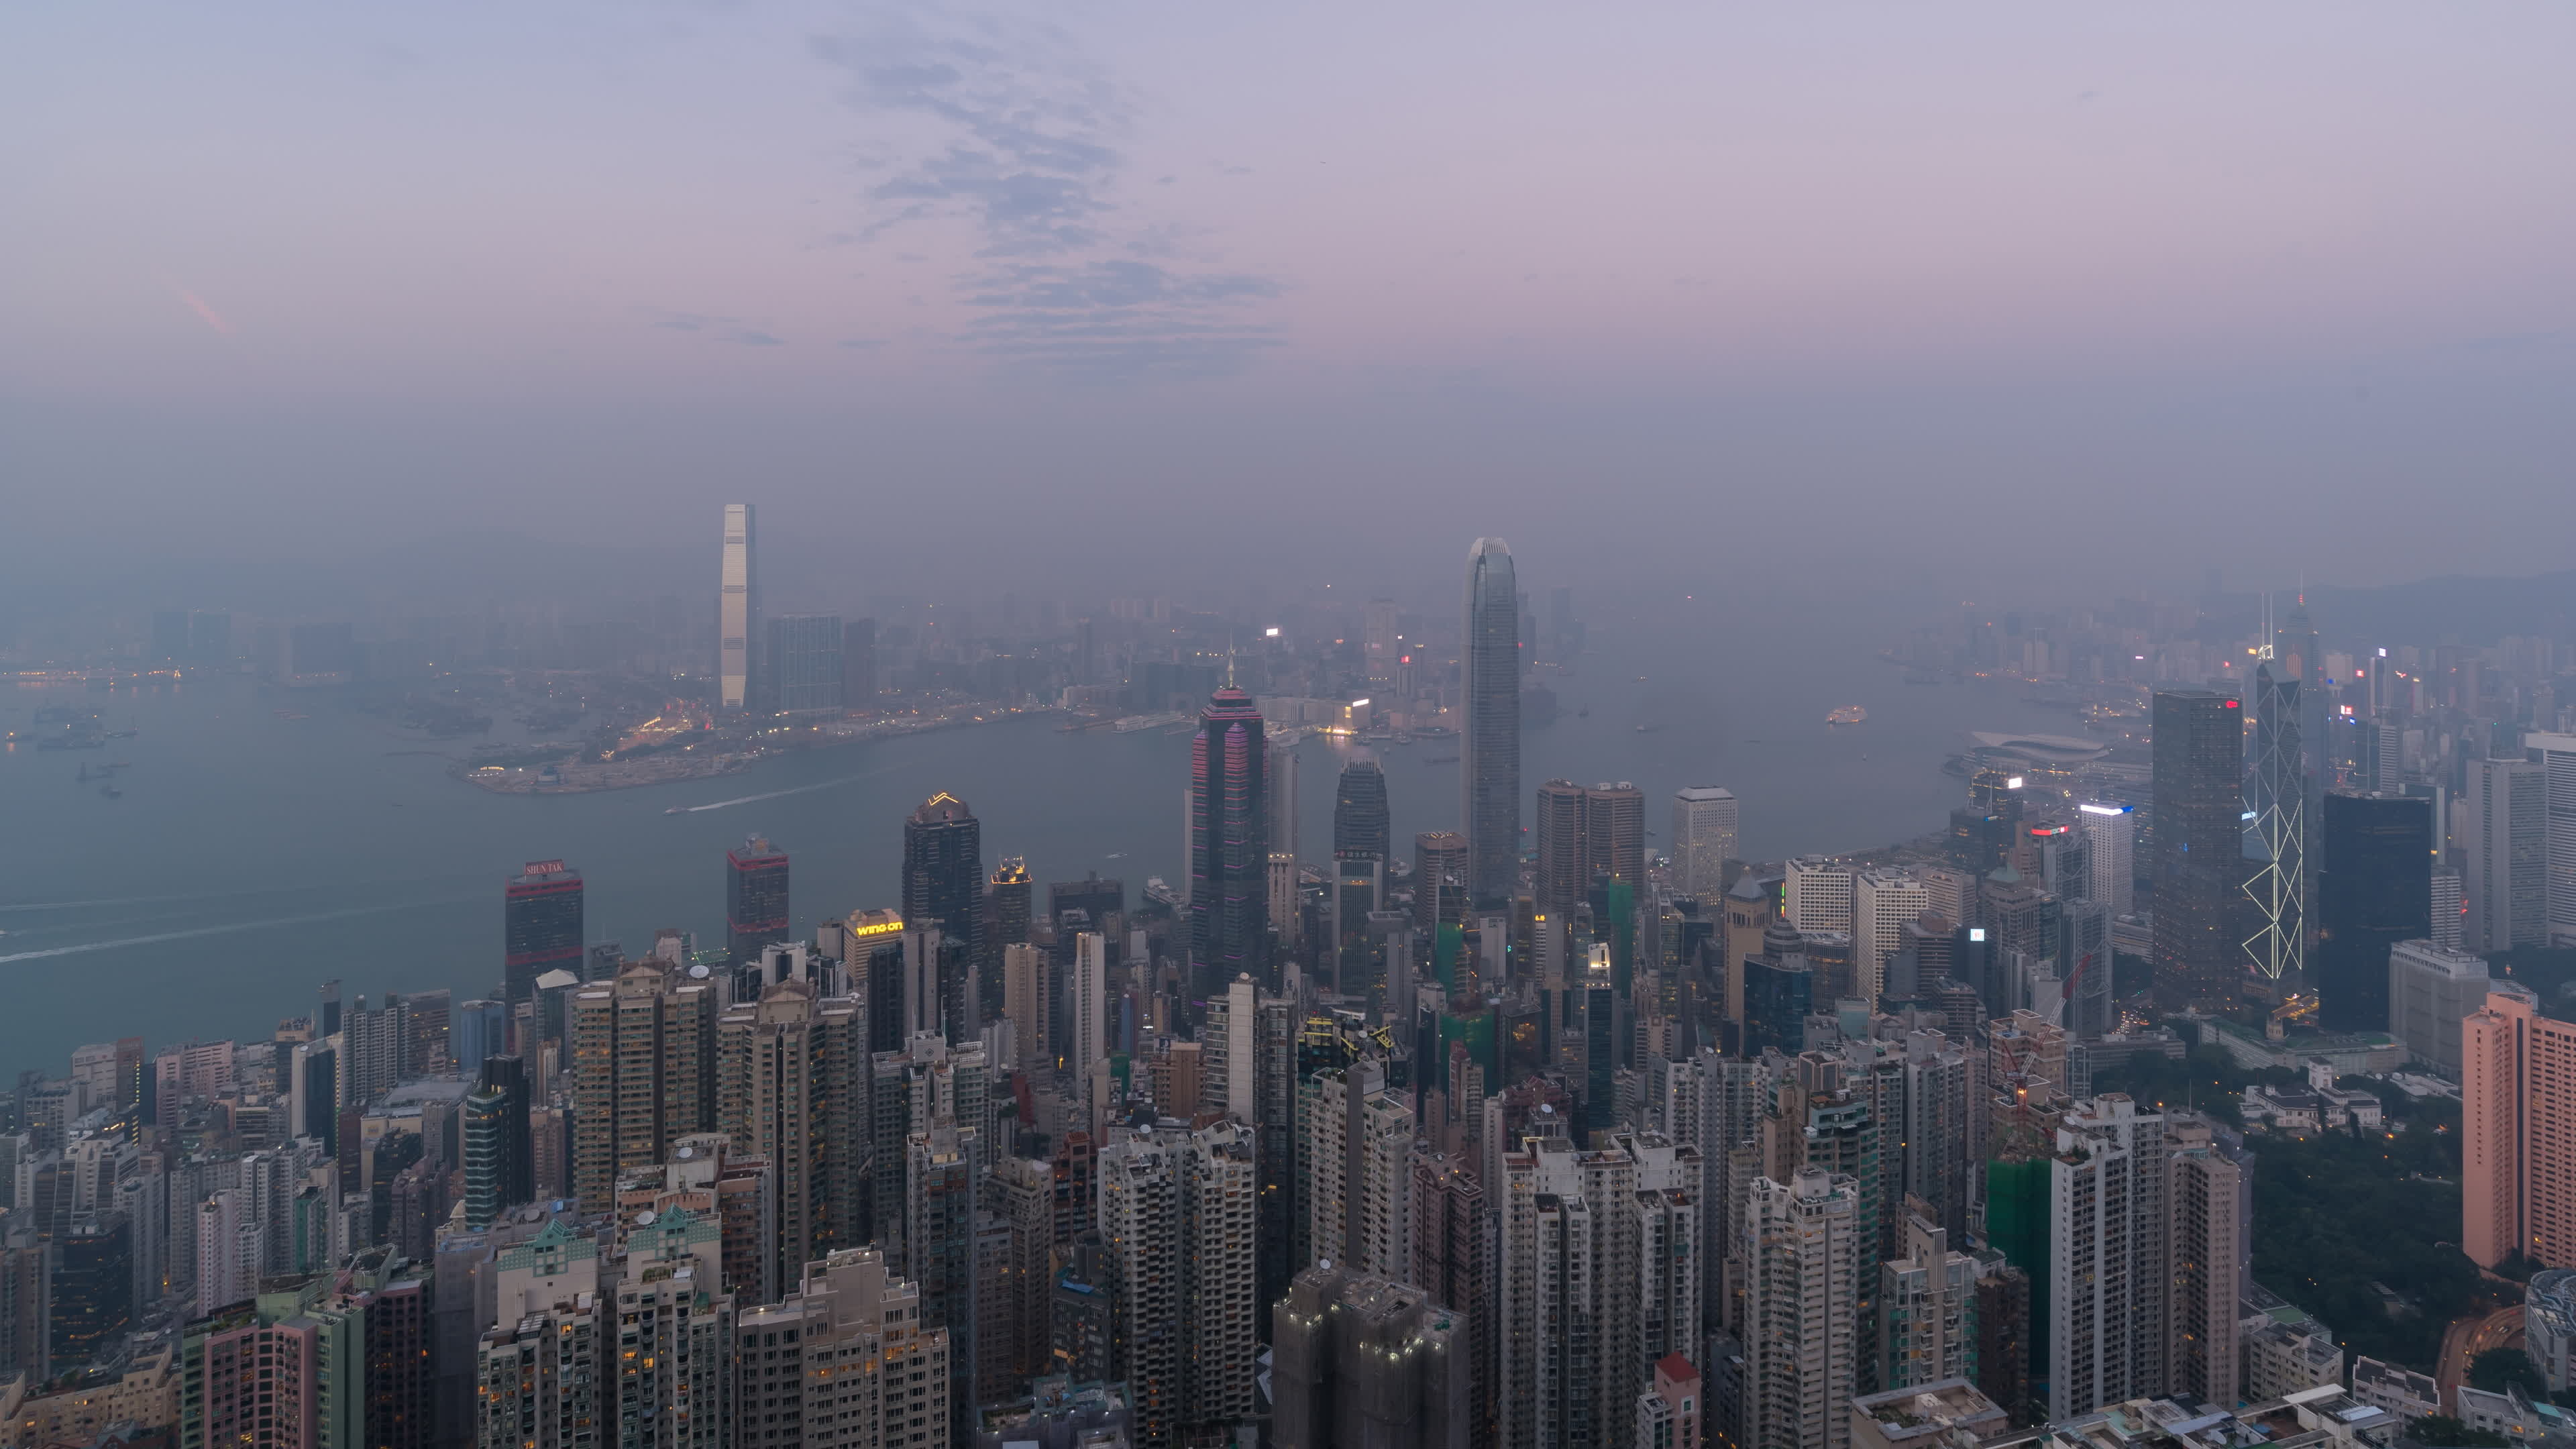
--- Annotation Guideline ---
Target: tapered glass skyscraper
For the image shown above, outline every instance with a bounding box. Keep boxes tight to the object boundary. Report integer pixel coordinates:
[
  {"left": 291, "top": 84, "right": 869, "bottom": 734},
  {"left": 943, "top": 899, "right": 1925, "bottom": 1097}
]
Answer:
[
  {"left": 1190, "top": 684, "right": 1270, "bottom": 998},
  {"left": 1462, "top": 537, "right": 1520, "bottom": 906},
  {"left": 718, "top": 502, "right": 759, "bottom": 711}
]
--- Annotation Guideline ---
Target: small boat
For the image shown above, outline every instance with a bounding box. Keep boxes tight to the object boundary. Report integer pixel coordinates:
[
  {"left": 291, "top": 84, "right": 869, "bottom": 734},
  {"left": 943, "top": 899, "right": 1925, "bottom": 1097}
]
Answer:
[
  {"left": 100, "top": 785, "right": 123, "bottom": 799},
  {"left": 664, "top": 806, "right": 686, "bottom": 816},
  {"left": 1827, "top": 706, "right": 1868, "bottom": 726}
]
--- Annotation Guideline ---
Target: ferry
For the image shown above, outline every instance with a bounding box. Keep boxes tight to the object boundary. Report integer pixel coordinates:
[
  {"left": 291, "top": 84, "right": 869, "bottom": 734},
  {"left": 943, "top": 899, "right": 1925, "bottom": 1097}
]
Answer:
[{"left": 1827, "top": 706, "right": 1868, "bottom": 726}]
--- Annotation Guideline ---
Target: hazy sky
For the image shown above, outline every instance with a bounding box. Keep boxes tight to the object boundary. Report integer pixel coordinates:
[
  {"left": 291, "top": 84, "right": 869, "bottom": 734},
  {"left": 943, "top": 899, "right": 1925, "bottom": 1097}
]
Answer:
[{"left": 7, "top": 3, "right": 2573, "bottom": 600}]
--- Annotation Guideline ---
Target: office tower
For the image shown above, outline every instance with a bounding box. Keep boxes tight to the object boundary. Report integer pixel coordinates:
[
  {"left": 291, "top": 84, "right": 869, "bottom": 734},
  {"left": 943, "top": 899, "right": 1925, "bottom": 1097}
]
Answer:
[
  {"left": 1497, "top": 1132, "right": 1640, "bottom": 1449},
  {"left": 1271, "top": 739, "right": 1303, "bottom": 859},
  {"left": 1271, "top": 1262, "right": 1471, "bottom": 1449},
  {"left": 717, "top": 979, "right": 867, "bottom": 1294},
  {"left": 1536, "top": 780, "right": 1649, "bottom": 915},
  {"left": 568, "top": 962, "right": 717, "bottom": 1212},
  {"left": 2315, "top": 792, "right": 2432, "bottom": 1033},
  {"left": 989, "top": 856, "right": 1032, "bottom": 957},
  {"left": 1305, "top": 1059, "right": 1417, "bottom": 1279},
  {"left": 2463, "top": 986, "right": 2576, "bottom": 1268},
  {"left": 729, "top": 1247, "right": 950, "bottom": 1449},
  {"left": 719, "top": 501, "right": 759, "bottom": 710},
  {"left": 1414, "top": 831, "right": 1470, "bottom": 939},
  {"left": 504, "top": 860, "right": 584, "bottom": 1004},
  {"left": 763, "top": 612, "right": 845, "bottom": 712},
  {"left": 1673, "top": 786, "right": 1739, "bottom": 902},
  {"left": 1097, "top": 1121, "right": 1258, "bottom": 1448},
  {"left": 455, "top": 999, "right": 508, "bottom": 1076},
  {"left": 2151, "top": 691, "right": 2245, "bottom": 1014},
  {"left": 1743, "top": 1169, "right": 1862, "bottom": 1449},
  {"left": 1880, "top": 1208, "right": 1976, "bottom": 1391},
  {"left": 2432, "top": 868, "right": 2465, "bottom": 951},
  {"left": 2078, "top": 802, "right": 2135, "bottom": 916},
  {"left": 1003, "top": 943, "right": 1048, "bottom": 1072},
  {"left": 461, "top": 1055, "right": 532, "bottom": 1230},
  {"left": 1336, "top": 752, "right": 1391, "bottom": 861},
  {"left": 2516, "top": 733, "right": 2576, "bottom": 945},
  {"left": 903, "top": 793, "right": 983, "bottom": 964},
  {"left": 1786, "top": 857, "right": 1856, "bottom": 936},
  {"left": 843, "top": 616, "right": 877, "bottom": 707},
  {"left": 2389, "top": 940, "right": 2492, "bottom": 1079},
  {"left": 1190, "top": 684, "right": 1271, "bottom": 1000},
  {"left": 1852, "top": 872, "right": 1929, "bottom": 1012},
  {"left": 2045, "top": 1096, "right": 2166, "bottom": 1419},
  {"left": 2466, "top": 758, "right": 2548, "bottom": 953},
  {"left": 1741, "top": 920, "right": 1814, "bottom": 1057},
  {"left": 2163, "top": 1115, "right": 2245, "bottom": 1408},
  {"left": 1534, "top": 779, "right": 1587, "bottom": 913},
  {"left": 1464, "top": 538, "right": 1522, "bottom": 907},
  {"left": 51, "top": 1211, "right": 129, "bottom": 1367},
  {"left": 726, "top": 835, "right": 792, "bottom": 967},
  {"left": 2244, "top": 659, "right": 2306, "bottom": 985}
]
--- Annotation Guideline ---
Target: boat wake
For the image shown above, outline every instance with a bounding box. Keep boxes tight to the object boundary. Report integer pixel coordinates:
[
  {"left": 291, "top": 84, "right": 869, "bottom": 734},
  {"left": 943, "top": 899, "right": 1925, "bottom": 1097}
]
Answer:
[
  {"left": 670, "top": 765, "right": 899, "bottom": 814},
  {"left": 0, "top": 898, "right": 470, "bottom": 964}
]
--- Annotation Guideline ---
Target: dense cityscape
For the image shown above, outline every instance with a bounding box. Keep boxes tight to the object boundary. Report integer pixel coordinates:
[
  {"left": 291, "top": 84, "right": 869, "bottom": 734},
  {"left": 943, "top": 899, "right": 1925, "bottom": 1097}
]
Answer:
[{"left": 5, "top": 510, "right": 2576, "bottom": 1449}]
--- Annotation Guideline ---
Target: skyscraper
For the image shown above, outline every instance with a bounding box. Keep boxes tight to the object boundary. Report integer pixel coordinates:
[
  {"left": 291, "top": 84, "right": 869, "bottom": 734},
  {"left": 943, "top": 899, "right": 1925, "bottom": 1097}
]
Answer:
[
  {"left": 2163, "top": 1115, "right": 2246, "bottom": 1409},
  {"left": 2467, "top": 757, "right": 2551, "bottom": 953},
  {"left": 762, "top": 613, "right": 845, "bottom": 713},
  {"left": 1535, "top": 780, "right": 1648, "bottom": 914},
  {"left": 718, "top": 502, "right": 758, "bottom": 712},
  {"left": 2462, "top": 985, "right": 2576, "bottom": 1269},
  {"left": 725, "top": 835, "right": 791, "bottom": 967},
  {"left": 903, "top": 794, "right": 983, "bottom": 963},
  {"left": 1413, "top": 831, "right": 1470, "bottom": 938},
  {"left": 2314, "top": 791, "right": 2432, "bottom": 1033},
  {"left": 2078, "top": 802, "right": 2135, "bottom": 916},
  {"left": 568, "top": 962, "right": 717, "bottom": 1211},
  {"left": 1334, "top": 751, "right": 1390, "bottom": 862},
  {"left": 2151, "top": 690, "right": 2245, "bottom": 1014},
  {"left": 2527, "top": 733, "right": 2576, "bottom": 948},
  {"left": 461, "top": 1055, "right": 532, "bottom": 1230},
  {"left": 1852, "top": 871, "right": 1930, "bottom": 1012},
  {"left": 503, "top": 860, "right": 584, "bottom": 1004},
  {"left": 1189, "top": 685, "right": 1270, "bottom": 1000},
  {"left": 1097, "top": 1121, "right": 1258, "bottom": 1448},
  {"left": 1672, "top": 786, "right": 1739, "bottom": 902},
  {"left": 1270, "top": 739, "right": 1302, "bottom": 860},
  {"left": 1534, "top": 779, "right": 1587, "bottom": 913},
  {"left": 2244, "top": 659, "right": 2306, "bottom": 984},
  {"left": 1463, "top": 537, "right": 1521, "bottom": 907},
  {"left": 717, "top": 979, "right": 868, "bottom": 1297}
]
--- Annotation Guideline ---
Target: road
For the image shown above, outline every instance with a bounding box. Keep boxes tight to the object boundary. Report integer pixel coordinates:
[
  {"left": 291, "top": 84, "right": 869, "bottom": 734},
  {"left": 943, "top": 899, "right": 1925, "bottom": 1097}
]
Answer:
[{"left": 2437, "top": 1304, "right": 2524, "bottom": 1412}]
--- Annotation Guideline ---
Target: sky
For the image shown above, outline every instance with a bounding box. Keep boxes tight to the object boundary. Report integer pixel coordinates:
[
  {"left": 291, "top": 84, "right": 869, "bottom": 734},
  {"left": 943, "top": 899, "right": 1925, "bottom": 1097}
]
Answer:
[{"left": 6, "top": 3, "right": 2573, "bottom": 603}]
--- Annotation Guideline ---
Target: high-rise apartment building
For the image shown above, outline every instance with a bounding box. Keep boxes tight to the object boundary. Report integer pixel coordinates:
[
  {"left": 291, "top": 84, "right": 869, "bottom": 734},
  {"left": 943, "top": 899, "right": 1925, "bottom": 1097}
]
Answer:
[
  {"left": 1407, "top": 1150, "right": 1491, "bottom": 1448},
  {"left": 2529, "top": 734, "right": 2576, "bottom": 947},
  {"left": 568, "top": 962, "right": 717, "bottom": 1212},
  {"left": 1414, "top": 831, "right": 1470, "bottom": 938},
  {"left": 1742, "top": 1169, "right": 1862, "bottom": 1449},
  {"left": 2463, "top": 986, "right": 2576, "bottom": 1269},
  {"left": 1880, "top": 1208, "right": 1977, "bottom": 1392},
  {"left": 504, "top": 860, "right": 584, "bottom": 1004},
  {"left": 1097, "top": 1121, "right": 1258, "bottom": 1449},
  {"left": 1535, "top": 780, "right": 1648, "bottom": 914},
  {"left": 726, "top": 835, "right": 792, "bottom": 968},
  {"left": 716, "top": 979, "right": 867, "bottom": 1296},
  {"left": 2045, "top": 1096, "right": 2167, "bottom": 1419},
  {"left": 2315, "top": 792, "right": 2432, "bottom": 1034},
  {"left": 1271, "top": 1263, "right": 1471, "bottom": 1449},
  {"left": 1303, "top": 1059, "right": 1417, "bottom": 1280},
  {"left": 2151, "top": 691, "right": 2245, "bottom": 1014},
  {"left": 1190, "top": 686, "right": 1271, "bottom": 999},
  {"left": 2079, "top": 802, "right": 2135, "bottom": 916},
  {"left": 729, "top": 1247, "right": 951, "bottom": 1449},
  {"left": 1002, "top": 943, "right": 1047, "bottom": 1073},
  {"left": 763, "top": 612, "right": 845, "bottom": 713},
  {"left": 1464, "top": 538, "right": 1521, "bottom": 907},
  {"left": 1673, "top": 786, "right": 1739, "bottom": 902},
  {"left": 1334, "top": 753, "right": 1391, "bottom": 862},
  {"left": 718, "top": 502, "right": 759, "bottom": 712},
  {"left": 1853, "top": 872, "right": 1930, "bottom": 1012},
  {"left": 903, "top": 794, "right": 983, "bottom": 965},
  {"left": 2467, "top": 757, "right": 2550, "bottom": 953},
  {"left": 2163, "top": 1116, "right": 2245, "bottom": 1408},
  {"left": 1068, "top": 932, "right": 1110, "bottom": 1089},
  {"left": 1270, "top": 739, "right": 1302, "bottom": 861}
]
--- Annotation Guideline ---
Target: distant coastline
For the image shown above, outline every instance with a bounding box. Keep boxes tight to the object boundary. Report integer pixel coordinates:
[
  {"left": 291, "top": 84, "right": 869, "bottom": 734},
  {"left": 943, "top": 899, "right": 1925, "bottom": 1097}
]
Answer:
[{"left": 448, "top": 706, "right": 1049, "bottom": 796}]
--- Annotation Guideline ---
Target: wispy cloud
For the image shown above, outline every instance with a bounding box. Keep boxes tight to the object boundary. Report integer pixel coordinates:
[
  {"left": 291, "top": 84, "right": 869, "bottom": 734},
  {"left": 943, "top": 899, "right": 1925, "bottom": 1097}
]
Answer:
[
  {"left": 810, "top": 9, "right": 1286, "bottom": 380},
  {"left": 637, "top": 307, "right": 787, "bottom": 346},
  {"left": 168, "top": 279, "right": 232, "bottom": 335}
]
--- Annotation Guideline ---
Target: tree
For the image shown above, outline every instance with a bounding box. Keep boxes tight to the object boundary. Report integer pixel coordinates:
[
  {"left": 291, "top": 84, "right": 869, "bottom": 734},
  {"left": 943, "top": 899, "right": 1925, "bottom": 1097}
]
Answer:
[
  {"left": 2469, "top": 1348, "right": 2547, "bottom": 1399},
  {"left": 2410, "top": 1415, "right": 2509, "bottom": 1448}
]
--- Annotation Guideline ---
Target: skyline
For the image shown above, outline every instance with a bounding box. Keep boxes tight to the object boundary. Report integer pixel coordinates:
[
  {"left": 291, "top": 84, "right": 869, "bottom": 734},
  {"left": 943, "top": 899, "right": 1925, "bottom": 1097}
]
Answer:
[{"left": 7, "top": 3, "right": 2575, "bottom": 596}]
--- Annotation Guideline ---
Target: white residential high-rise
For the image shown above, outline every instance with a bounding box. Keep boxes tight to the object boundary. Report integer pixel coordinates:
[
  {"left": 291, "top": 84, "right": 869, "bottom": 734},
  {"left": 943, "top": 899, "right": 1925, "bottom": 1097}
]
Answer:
[
  {"left": 1224, "top": 974, "right": 1256, "bottom": 1118},
  {"left": 1619, "top": 1132, "right": 1705, "bottom": 1382},
  {"left": 1785, "top": 857, "right": 1856, "bottom": 936},
  {"left": 1879, "top": 1209, "right": 1976, "bottom": 1391},
  {"left": 1672, "top": 787, "right": 1739, "bottom": 902},
  {"left": 729, "top": 1246, "right": 951, "bottom": 1449},
  {"left": 1852, "top": 871, "right": 1930, "bottom": 1011},
  {"left": 1499, "top": 1133, "right": 1641, "bottom": 1449},
  {"left": 1305, "top": 1061, "right": 1415, "bottom": 1281},
  {"left": 1069, "top": 931, "right": 1110, "bottom": 1088},
  {"left": 2527, "top": 734, "right": 2576, "bottom": 947},
  {"left": 2465, "top": 757, "right": 2548, "bottom": 953},
  {"left": 718, "top": 502, "right": 758, "bottom": 712},
  {"left": 2079, "top": 802, "right": 2135, "bottom": 916},
  {"left": 1098, "top": 1121, "right": 1258, "bottom": 1448},
  {"left": 1743, "top": 1169, "right": 1862, "bottom": 1449},
  {"left": 2046, "top": 1096, "right": 2167, "bottom": 1419}
]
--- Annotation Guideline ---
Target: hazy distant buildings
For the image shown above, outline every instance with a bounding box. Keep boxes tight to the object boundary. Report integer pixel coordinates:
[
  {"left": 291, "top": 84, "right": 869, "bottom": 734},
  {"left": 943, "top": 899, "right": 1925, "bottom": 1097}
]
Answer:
[
  {"left": 763, "top": 613, "right": 844, "bottom": 712},
  {"left": 2467, "top": 756, "right": 2551, "bottom": 953},
  {"left": 1190, "top": 685, "right": 1271, "bottom": 998},
  {"left": 1463, "top": 538, "right": 1521, "bottom": 907},
  {"left": 718, "top": 502, "right": 758, "bottom": 711},
  {"left": 2151, "top": 690, "right": 2245, "bottom": 1014},
  {"left": 725, "top": 835, "right": 792, "bottom": 968},
  {"left": 2531, "top": 734, "right": 2576, "bottom": 947},
  {"left": 504, "top": 859, "right": 584, "bottom": 1004},
  {"left": 1672, "top": 786, "right": 1739, "bottom": 902}
]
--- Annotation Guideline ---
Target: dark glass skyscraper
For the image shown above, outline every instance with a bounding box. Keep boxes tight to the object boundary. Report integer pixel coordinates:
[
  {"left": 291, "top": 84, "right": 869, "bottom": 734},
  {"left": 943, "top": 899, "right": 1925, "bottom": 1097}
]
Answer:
[
  {"left": 726, "top": 835, "right": 792, "bottom": 967},
  {"left": 503, "top": 859, "right": 584, "bottom": 1004},
  {"left": 1463, "top": 537, "right": 1521, "bottom": 906},
  {"left": 2151, "top": 690, "right": 2245, "bottom": 1014},
  {"left": 1189, "top": 684, "right": 1269, "bottom": 999},
  {"left": 1332, "top": 752, "right": 1390, "bottom": 862},
  {"left": 762, "top": 614, "right": 844, "bottom": 712},
  {"left": 2315, "top": 791, "right": 2432, "bottom": 1032},
  {"left": 903, "top": 794, "right": 983, "bottom": 965}
]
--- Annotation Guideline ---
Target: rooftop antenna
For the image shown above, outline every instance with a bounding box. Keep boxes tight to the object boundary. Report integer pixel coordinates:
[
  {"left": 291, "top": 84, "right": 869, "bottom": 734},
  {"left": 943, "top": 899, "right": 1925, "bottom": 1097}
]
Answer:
[
  {"left": 2257, "top": 592, "right": 2273, "bottom": 662},
  {"left": 1226, "top": 630, "right": 1238, "bottom": 689}
]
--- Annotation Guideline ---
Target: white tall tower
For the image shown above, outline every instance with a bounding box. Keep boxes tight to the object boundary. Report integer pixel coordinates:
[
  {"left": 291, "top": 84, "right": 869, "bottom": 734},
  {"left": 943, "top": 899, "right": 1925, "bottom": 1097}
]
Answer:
[
  {"left": 2079, "top": 802, "right": 2135, "bottom": 916},
  {"left": 1069, "top": 932, "right": 1109, "bottom": 1089},
  {"left": 718, "top": 502, "right": 758, "bottom": 711},
  {"left": 1743, "top": 1169, "right": 1862, "bottom": 1449},
  {"left": 1672, "top": 786, "right": 1739, "bottom": 902}
]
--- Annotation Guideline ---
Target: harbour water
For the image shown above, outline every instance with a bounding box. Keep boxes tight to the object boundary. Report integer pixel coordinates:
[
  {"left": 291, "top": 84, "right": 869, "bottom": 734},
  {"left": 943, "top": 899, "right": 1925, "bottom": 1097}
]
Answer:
[{"left": 0, "top": 599, "right": 2072, "bottom": 1075}]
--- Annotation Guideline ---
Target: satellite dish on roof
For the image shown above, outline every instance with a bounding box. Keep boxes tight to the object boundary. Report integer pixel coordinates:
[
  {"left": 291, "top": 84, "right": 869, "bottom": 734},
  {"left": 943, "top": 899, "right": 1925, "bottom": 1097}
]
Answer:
[
  {"left": 688, "top": 963, "right": 710, "bottom": 979},
  {"left": 635, "top": 1210, "right": 657, "bottom": 1227}
]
